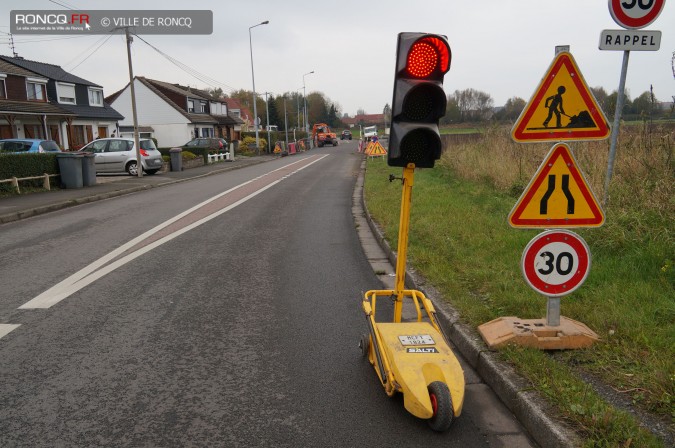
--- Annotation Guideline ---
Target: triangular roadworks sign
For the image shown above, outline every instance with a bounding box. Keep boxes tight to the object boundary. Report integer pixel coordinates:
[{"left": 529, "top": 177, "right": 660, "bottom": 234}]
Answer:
[
  {"left": 511, "top": 51, "right": 610, "bottom": 143},
  {"left": 367, "top": 141, "right": 387, "bottom": 156},
  {"left": 509, "top": 143, "right": 604, "bottom": 228}
]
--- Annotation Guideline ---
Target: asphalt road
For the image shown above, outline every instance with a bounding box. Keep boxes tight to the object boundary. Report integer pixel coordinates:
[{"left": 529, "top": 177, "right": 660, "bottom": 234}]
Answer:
[{"left": 0, "top": 141, "right": 531, "bottom": 447}]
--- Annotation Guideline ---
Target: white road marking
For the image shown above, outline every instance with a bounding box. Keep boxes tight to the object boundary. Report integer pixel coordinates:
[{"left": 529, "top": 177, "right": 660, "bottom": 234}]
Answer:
[
  {"left": 19, "top": 155, "right": 329, "bottom": 310},
  {"left": 0, "top": 324, "right": 20, "bottom": 340}
]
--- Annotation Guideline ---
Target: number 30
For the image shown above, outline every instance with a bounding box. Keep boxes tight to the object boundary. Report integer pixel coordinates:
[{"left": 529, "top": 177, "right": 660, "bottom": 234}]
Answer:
[
  {"left": 537, "top": 251, "right": 574, "bottom": 276},
  {"left": 621, "top": 0, "right": 654, "bottom": 9}
]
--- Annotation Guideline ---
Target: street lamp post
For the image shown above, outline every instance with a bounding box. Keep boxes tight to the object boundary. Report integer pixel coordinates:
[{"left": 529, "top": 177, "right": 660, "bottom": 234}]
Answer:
[
  {"left": 302, "top": 70, "right": 314, "bottom": 141},
  {"left": 249, "top": 20, "right": 269, "bottom": 155},
  {"left": 263, "top": 91, "right": 271, "bottom": 154},
  {"left": 283, "top": 95, "right": 289, "bottom": 150}
]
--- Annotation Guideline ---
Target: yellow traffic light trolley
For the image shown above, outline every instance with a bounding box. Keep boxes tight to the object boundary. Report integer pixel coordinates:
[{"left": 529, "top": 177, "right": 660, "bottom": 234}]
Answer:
[
  {"left": 360, "top": 166, "right": 465, "bottom": 432},
  {"left": 360, "top": 32, "right": 464, "bottom": 431}
]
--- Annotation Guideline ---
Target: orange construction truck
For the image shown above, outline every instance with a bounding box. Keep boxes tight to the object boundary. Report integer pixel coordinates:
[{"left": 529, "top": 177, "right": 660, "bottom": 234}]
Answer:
[{"left": 312, "top": 123, "right": 338, "bottom": 147}]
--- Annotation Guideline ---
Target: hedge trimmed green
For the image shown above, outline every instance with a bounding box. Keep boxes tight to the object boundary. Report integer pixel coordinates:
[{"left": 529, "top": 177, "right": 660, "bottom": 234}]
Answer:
[
  {"left": 0, "top": 153, "right": 60, "bottom": 178},
  {"left": 0, "top": 153, "right": 60, "bottom": 193}
]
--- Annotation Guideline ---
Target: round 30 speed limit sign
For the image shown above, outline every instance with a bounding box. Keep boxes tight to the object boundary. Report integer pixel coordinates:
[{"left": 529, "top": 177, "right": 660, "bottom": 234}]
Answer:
[
  {"left": 521, "top": 230, "right": 591, "bottom": 297},
  {"left": 609, "top": 0, "right": 666, "bottom": 29}
]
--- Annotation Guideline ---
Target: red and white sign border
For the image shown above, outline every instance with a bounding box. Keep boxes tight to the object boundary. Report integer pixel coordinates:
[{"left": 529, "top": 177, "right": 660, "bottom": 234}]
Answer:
[{"left": 608, "top": 0, "right": 666, "bottom": 29}]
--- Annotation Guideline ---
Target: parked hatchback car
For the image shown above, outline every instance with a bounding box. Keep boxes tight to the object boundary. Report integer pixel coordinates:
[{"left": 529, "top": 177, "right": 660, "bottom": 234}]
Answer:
[
  {"left": 340, "top": 130, "right": 352, "bottom": 140},
  {"left": 183, "top": 137, "right": 228, "bottom": 151},
  {"left": 0, "top": 139, "right": 61, "bottom": 153},
  {"left": 80, "top": 138, "right": 163, "bottom": 176}
]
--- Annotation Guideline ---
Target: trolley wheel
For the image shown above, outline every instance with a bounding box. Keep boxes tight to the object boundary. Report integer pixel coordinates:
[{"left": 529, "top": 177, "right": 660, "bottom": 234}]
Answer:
[
  {"left": 359, "top": 334, "right": 370, "bottom": 358},
  {"left": 427, "top": 381, "right": 453, "bottom": 432}
]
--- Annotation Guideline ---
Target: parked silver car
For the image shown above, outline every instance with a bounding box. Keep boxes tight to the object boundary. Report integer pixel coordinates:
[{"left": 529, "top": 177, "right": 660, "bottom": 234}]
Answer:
[{"left": 80, "top": 138, "right": 163, "bottom": 176}]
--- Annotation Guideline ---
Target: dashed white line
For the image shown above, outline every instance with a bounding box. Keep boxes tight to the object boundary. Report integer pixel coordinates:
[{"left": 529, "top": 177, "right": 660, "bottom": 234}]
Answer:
[{"left": 0, "top": 324, "right": 20, "bottom": 340}]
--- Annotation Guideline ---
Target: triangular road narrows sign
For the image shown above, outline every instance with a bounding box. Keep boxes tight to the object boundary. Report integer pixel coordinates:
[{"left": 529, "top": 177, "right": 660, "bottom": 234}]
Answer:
[
  {"left": 509, "top": 143, "right": 605, "bottom": 228},
  {"left": 367, "top": 141, "right": 387, "bottom": 156},
  {"left": 511, "top": 51, "right": 610, "bottom": 143}
]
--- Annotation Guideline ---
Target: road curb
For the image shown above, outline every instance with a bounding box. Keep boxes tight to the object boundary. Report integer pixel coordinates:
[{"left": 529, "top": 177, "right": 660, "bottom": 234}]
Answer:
[{"left": 356, "top": 160, "right": 580, "bottom": 448}]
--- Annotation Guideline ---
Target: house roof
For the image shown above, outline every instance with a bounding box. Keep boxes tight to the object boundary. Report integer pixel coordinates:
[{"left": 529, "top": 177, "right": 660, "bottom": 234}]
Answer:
[
  {"left": 0, "top": 55, "right": 101, "bottom": 87},
  {"left": 57, "top": 102, "right": 124, "bottom": 121},
  {"left": 0, "top": 59, "right": 41, "bottom": 78},
  {"left": 119, "top": 125, "right": 155, "bottom": 133},
  {"left": 224, "top": 98, "right": 252, "bottom": 121},
  {"left": 354, "top": 114, "right": 384, "bottom": 124},
  {"left": 213, "top": 114, "right": 245, "bottom": 126},
  {"left": 135, "top": 77, "right": 218, "bottom": 124},
  {"left": 0, "top": 99, "right": 75, "bottom": 116}
]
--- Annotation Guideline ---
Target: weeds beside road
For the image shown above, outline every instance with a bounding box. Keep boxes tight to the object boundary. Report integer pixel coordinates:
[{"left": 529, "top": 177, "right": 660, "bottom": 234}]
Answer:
[{"left": 364, "top": 122, "right": 673, "bottom": 447}]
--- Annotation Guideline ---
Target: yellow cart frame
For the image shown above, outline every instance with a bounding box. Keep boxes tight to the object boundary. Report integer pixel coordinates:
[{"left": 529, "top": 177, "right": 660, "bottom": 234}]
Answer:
[{"left": 361, "top": 164, "right": 465, "bottom": 431}]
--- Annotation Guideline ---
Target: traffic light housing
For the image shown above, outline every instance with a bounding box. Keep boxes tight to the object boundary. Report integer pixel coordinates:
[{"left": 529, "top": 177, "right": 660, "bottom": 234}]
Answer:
[{"left": 388, "top": 33, "right": 451, "bottom": 168}]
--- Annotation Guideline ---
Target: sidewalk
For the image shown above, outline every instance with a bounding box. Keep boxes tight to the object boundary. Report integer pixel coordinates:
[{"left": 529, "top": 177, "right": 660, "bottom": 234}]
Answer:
[{"left": 0, "top": 155, "right": 274, "bottom": 225}]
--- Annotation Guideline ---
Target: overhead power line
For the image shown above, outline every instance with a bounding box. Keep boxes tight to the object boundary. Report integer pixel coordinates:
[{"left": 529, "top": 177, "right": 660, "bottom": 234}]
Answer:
[
  {"left": 65, "top": 34, "right": 115, "bottom": 71},
  {"left": 132, "top": 33, "right": 238, "bottom": 93}
]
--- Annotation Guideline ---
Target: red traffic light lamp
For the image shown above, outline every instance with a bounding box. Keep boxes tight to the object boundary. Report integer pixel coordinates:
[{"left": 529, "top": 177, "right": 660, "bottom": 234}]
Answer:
[{"left": 388, "top": 33, "right": 451, "bottom": 168}]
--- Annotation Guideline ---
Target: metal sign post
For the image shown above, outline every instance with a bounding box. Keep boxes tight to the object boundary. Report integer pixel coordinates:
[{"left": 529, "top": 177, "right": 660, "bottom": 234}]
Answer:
[
  {"left": 603, "top": 50, "right": 630, "bottom": 205},
  {"left": 602, "top": 0, "right": 666, "bottom": 204}
]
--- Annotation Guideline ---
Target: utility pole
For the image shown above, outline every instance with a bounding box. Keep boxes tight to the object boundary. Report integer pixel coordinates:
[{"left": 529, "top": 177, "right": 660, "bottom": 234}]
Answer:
[
  {"left": 9, "top": 33, "right": 18, "bottom": 57},
  {"left": 125, "top": 27, "right": 142, "bottom": 178}
]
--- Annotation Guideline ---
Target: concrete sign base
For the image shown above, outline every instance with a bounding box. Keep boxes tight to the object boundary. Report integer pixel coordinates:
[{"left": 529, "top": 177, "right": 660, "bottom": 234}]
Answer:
[{"left": 478, "top": 316, "right": 599, "bottom": 350}]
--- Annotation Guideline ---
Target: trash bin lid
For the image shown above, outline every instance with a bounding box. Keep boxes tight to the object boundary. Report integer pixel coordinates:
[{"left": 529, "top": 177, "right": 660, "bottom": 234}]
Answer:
[{"left": 57, "top": 152, "right": 83, "bottom": 158}]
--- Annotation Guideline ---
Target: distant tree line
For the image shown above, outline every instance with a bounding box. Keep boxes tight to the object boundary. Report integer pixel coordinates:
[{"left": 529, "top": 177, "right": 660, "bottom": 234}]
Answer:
[
  {"left": 439, "top": 87, "right": 671, "bottom": 125},
  {"left": 207, "top": 88, "right": 343, "bottom": 130}
]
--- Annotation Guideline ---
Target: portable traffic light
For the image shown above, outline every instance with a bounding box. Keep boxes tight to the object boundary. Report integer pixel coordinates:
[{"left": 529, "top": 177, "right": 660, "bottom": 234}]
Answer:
[{"left": 388, "top": 33, "right": 451, "bottom": 168}]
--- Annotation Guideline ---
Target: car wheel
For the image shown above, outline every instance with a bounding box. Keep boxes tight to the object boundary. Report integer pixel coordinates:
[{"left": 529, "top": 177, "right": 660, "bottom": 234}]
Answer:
[
  {"left": 145, "top": 169, "right": 158, "bottom": 175},
  {"left": 126, "top": 161, "right": 139, "bottom": 176}
]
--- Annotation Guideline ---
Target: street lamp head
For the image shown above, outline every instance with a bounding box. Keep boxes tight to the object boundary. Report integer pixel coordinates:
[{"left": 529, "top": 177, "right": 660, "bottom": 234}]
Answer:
[{"left": 250, "top": 20, "right": 269, "bottom": 30}]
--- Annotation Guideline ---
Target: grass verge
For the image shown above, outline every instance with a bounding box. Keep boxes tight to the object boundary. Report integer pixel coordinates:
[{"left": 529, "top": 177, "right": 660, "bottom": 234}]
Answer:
[{"left": 363, "top": 123, "right": 673, "bottom": 446}]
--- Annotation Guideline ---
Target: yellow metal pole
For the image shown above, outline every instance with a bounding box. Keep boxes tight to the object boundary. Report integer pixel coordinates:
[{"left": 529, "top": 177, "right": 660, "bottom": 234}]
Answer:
[{"left": 393, "top": 163, "right": 415, "bottom": 322}]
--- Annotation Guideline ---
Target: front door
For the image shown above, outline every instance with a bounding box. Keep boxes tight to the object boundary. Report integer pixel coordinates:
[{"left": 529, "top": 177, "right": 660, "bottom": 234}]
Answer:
[{"left": 98, "top": 127, "right": 108, "bottom": 138}]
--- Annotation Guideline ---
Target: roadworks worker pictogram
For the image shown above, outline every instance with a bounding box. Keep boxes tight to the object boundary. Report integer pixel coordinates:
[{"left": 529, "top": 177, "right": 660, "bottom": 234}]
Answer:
[{"left": 511, "top": 51, "right": 610, "bottom": 142}]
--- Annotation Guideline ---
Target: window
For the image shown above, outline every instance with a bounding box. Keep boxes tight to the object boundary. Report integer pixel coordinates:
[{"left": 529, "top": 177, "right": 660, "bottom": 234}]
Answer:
[
  {"left": 108, "top": 140, "right": 130, "bottom": 152},
  {"left": 89, "top": 140, "right": 108, "bottom": 153},
  {"left": 24, "top": 125, "right": 45, "bottom": 139},
  {"left": 199, "top": 101, "right": 207, "bottom": 113},
  {"left": 187, "top": 100, "right": 195, "bottom": 113},
  {"left": 57, "top": 82, "right": 76, "bottom": 104},
  {"left": 26, "top": 81, "right": 46, "bottom": 101},
  {"left": 0, "top": 76, "right": 6, "bottom": 99},
  {"left": 88, "top": 88, "right": 103, "bottom": 106}
]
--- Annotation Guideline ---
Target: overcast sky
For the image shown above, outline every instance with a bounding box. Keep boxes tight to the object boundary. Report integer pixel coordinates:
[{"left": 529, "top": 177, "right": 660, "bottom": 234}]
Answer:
[{"left": 1, "top": 0, "right": 673, "bottom": 117}]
